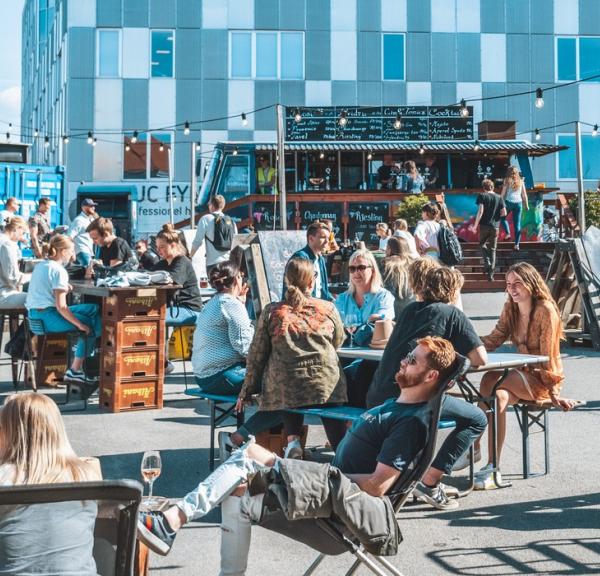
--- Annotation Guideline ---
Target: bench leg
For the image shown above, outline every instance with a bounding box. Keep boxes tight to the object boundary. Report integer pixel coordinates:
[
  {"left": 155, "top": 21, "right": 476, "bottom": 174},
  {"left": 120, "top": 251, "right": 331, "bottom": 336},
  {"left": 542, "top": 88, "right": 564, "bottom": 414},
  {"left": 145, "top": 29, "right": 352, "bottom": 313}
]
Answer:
[
  {"left": 521, "top": 405, "right": 531, "bottom": 479},
  {"left": 514, "top": 405, "right": 550, "bottom": 479},
  {"left": 210, "top": 400, "right": 216, "bottom": 471},
  {"left": 543, "top": 408, "right": 550, "bottom": 475}
]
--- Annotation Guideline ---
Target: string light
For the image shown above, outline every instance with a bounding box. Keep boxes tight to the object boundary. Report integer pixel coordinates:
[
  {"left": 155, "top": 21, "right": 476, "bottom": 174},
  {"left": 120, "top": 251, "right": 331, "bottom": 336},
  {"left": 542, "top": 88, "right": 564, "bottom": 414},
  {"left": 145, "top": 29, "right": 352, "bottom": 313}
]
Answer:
[
  {"left": 319, "top": 150, "right": 325, "bottom": 159},
  {"left": 535, "top": 128, "right": 541, "bottom": 141},
  {"left": 473, "top": 140, "right": 480, "bottom": 151},
  {"left": 419, "top": 145, "right": 425, "bottom": 155},
  {"left": 87, "top": 131, "right": 93, "bottom": 144},
  {"left": 159, "top": 142, "right": 164, "bottom": 152},
  {"left": 241, "top": 113, "right": 248, "bottom": 127},
  {"left": 125, "top": 143, "right": 130, "bottom": 152},
  {"left": 62, "top": 135, "right": 69, "bottom": 144},
  {"left": 44, "top": 136, "right": 50, "bottom": 148},
  {"left": 131, "top": 130, "right": 138, "bottom": 144},
  {"left": 367, "top": 151, "right": 372, "bottom": 160},
  {"left": 535, "top": 88, "right": 544, "bottom": 109},
  {"left": 593, "top": 124, "right": 598, "bottom": 137},
  {"left": 459, "top": 99, "right": 469, "bottom": 117},
  {"left": 34, "top": 127, "right": 39, "bottom": 138},
  {"left": 338, "top": 110, "right": 348, "bottom": 127},
  {"left": 183, "top": 121, "right": 190, "bottom": 135},
  {"left": 294, "top": 108, "right": 302, "bottom": 123},
  {"left": 393, "top": 114, "right": 402, "bottom": 130},
  {"left": 232, "top": 146, "right": 238, "bottom": 156},
  {"left": 92, "top": 138, "right": 97, "bottom": 147}
]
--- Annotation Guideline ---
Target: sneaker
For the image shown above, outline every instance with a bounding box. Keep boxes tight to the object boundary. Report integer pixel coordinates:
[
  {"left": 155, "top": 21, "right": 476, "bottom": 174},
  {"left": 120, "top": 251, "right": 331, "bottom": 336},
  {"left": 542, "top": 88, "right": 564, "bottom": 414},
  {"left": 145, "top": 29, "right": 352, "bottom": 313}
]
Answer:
[
  {"left": 486, "top": 271, "right": 495, "bottom": 282},
  {"left": 137, "top": 510, "right": 177, "bottom": 556},
  {"left": 439, "top": 482, "right": 460, "bottom": 498},
  {"left": 452, "top": 447, "right": 482, "bottom": 472},
  {"left": 218, "top": 431, "right": 235, "bottom": 463},
  {"left": 413, "top": 481, "right": 459, "bottom": 510},
  {"left": 165, "top": 361, "right": 175, "bottom": 375},
  {"left": 284, "top": 438, "right": 303, "bottom": 459},
  {"left": 473, "top": 464, "right": 501, "bottom": 490},
  {"left": 64, "top": 369, "right": 86, "bottom": 383}
]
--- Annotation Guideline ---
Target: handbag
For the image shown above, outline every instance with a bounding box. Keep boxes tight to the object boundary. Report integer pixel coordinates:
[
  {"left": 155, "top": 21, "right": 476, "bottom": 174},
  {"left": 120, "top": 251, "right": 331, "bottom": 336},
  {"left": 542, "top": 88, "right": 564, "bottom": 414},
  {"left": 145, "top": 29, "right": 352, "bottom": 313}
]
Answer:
[{"left": 3, "top": 321, "right": 32, "bottom": 360}]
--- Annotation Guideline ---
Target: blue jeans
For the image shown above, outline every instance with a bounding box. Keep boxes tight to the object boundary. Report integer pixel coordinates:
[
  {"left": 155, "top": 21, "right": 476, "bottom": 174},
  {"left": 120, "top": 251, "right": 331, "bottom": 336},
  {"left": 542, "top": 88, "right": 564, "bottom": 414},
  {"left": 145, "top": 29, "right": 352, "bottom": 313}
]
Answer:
[
  {"left": 505, "top": 200, "right": 523, "bottom": 246},
  {"left": 432, "top": 395, "right": 488, "bottom": 475},
  {"left": 195, "top": 364, "right": 246, "bottom": 396},
  {"left": 76, "top": 252, "right": 92, "bottom": 267},
  {"left": 28, "top": 304, "right": 101, "bottom": 359},
  {"left": 166, "top": 306, "right": 201, "bottom": 327}
]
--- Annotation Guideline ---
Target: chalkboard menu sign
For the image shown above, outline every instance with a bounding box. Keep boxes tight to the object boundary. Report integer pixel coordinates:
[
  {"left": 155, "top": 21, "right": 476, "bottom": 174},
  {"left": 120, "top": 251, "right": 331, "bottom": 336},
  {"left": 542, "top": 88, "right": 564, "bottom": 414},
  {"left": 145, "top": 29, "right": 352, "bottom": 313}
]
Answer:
[
  {"left": 257, "top": 231, "right": 307, "bottom": 301},
  {"left": 286, "top": 106, "right": 473, "bottom": 142},
  {"left": 348, "top": 202, "right": 389, "bottom": 246},
  {"left": 252, "top": 202, "right": 294, "bottom": 231},
  {"left": 299, "top": 202, "right": 343, "bottom": 235}
]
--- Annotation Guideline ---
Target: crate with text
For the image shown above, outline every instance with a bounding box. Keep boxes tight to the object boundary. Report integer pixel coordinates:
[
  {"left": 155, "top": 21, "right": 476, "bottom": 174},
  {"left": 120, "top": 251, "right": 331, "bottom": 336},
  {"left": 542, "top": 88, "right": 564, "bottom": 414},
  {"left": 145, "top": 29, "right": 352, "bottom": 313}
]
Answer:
[
  {"left": 100, "top": 377, "right": 163, "bottom": 412},
  {"left": 101, "top": 289, "right": 165, "bottom": 321},
  {"left": 103, "top": 319, "right": 164, "bottom": 350},
  {"left": 102, "top": 347, "right": 162, "bottom": 380}
]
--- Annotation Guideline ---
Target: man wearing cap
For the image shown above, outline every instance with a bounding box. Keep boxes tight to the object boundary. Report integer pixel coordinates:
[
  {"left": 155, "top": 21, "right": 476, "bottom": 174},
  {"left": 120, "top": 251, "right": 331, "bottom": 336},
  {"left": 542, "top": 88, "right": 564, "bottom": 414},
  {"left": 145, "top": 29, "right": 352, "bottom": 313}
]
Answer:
[
  {"left": 0, "top": 197, "right": 21, "bottom": 230},
  {"left": 68, "top": 198, "right": 98, "bottom": 266}
]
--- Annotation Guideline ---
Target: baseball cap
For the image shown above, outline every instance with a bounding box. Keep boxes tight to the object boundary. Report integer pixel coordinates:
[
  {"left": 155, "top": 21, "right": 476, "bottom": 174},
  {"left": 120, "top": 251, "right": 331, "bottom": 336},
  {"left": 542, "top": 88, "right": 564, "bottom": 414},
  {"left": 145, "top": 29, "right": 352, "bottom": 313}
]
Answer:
[{"left": 81, "top": 198, "right": 98, "bottom": 207}]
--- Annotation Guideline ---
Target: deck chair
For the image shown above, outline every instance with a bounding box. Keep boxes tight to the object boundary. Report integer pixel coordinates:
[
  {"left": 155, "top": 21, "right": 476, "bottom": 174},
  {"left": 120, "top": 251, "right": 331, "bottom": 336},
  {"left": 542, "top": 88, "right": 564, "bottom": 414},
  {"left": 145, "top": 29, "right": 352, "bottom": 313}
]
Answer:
[
  {"left": 0, "top": 479, "right": 142, "bottom": 576},
  {"left": 256, "top": 354, "right": 470, "bottom": 576}
]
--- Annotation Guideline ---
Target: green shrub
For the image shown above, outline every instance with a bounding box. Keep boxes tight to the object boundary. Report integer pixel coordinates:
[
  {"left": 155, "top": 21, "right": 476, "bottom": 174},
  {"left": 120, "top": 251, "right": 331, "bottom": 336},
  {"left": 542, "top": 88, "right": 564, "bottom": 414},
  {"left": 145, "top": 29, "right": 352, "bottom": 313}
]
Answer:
[
  {"left": 395, "top": 194, "right": 430, "bottom": 227},
  {"left": 568, "top": 190, "right": 600, "bottom": 229}
]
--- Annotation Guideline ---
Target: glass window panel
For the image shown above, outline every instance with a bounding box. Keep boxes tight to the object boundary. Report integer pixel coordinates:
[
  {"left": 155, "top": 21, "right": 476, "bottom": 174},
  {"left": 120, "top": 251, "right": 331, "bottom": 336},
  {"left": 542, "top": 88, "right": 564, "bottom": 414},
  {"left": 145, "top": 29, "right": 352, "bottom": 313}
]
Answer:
[
  {"left": 231, "top": 32, "right": 252, "bottom": 77},
  {"left": 217, "top": 155, "right": 250, "bottom": 202},
  {"left": 383, "top": 34, "right": 404, "bottom": 80},
  {"left": 557, "top": 38, "right": 576, "bottom": 81},
  {"left": 557, "top": 135, "right": 576, "bottom": 179},
  {"left": 124, "top": 133, "right": 147, "bottom": 180},
  {"left": 150, "top": 133, "right": 171, "bottom": 178},
  {"left": 98, "top": 30, "right": 120, "bottom": 77},
  {"left": 579, "top": 38, "right": 600, "bottom": 82},
  {"left": 256, "top": 32, "right": 277, "bottom": 78},
  {"left": 582, "top": 135, "right": 600, "bottom": 179},
  {"left": 151, "top": 31, "right": 174, "bottom": 78},
  {"left": 281, "top": 32, "right": 304, "bottom": 79}
]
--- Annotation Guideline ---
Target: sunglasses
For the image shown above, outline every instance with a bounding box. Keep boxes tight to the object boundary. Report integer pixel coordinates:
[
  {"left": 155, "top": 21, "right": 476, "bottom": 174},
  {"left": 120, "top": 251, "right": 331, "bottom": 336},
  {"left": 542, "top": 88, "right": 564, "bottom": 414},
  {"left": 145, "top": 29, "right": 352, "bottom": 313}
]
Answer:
[{"left": 349, "top": 264, "right": 371, "bottom": 274}]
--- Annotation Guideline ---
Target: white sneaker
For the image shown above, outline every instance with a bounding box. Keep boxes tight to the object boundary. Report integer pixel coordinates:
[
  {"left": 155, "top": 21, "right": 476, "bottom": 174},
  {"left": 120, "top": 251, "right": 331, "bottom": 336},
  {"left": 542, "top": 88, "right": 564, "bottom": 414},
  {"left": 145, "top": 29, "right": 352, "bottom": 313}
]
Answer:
[
  {"left": 284, "top": 439, "right": 303, "bottom": 459},
  {"left": 473, "top": 464, "right": 501, "bottom": 490}
]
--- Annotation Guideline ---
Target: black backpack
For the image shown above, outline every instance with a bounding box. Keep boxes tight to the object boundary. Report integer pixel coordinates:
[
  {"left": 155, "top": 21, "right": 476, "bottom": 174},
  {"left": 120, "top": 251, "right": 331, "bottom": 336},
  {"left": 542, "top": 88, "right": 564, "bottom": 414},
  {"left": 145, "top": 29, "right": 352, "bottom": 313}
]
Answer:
[
  {"left": 437, "top": 225, "right": 463, "bottom": 266},
  {"left": 208, "top": 215, "right": 235, "bottom": 251}
]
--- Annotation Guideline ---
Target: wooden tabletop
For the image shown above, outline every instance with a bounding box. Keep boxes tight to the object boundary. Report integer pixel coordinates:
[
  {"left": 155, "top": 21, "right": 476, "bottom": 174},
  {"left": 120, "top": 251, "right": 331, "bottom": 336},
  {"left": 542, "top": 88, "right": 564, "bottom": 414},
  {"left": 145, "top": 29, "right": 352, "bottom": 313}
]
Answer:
[{"left": 70, "top": 280, "right": 181, "bottom": 298}]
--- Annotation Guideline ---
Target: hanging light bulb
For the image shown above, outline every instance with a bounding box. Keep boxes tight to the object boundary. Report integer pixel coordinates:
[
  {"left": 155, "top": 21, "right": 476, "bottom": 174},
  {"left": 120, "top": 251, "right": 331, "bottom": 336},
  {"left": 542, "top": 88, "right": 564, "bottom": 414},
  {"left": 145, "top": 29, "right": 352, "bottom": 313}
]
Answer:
[
  {"left": 319, "top": 150, "right": 325, "bottom": 159},
  {"left": 241, "top": 112, "right": 248, "bottom": 127},
  {"left": 183, "top": 121, "right": 190, "bottom": 135},
  {"left": 131, "top": 130, "right": 138, "bottom": 144},
  {"left": 92, "top": 138, "right": 97, "bottom": 147},
  {"left": 460, "top": 99, "right": 469, "bottom": 117},
  {"left": 159, "top": 143, "right": 164, "bottom": 152},
  {"left": 593, "top": 124, "right": 598, "bottom": 137},
  {"left": 44, "top": 136, "right": 50, "bottom": 148},
  {"left": 535, "top": 128, "right": 541, "bottom": 141},
  {"left": 196, "top": 141, "right": 201, "bottom": 150},
  {"left": 294, "top": 108, "right": 302, "bottom": 123},
  {"left": 34, "top": 127, "right": 39, "bottom": 138},
  {"left": 338, "top": 110, "right": 348, "bottom": 127},
  {"left": 535, "top": 87, "right": 544, "bottom": 109},
  {"left": 125, "top": 143, "right": 130, "bottom": 152},
  {"left": 367, "top": 151, "right": 373, "bottom": 160},
  {"left": 232, "top": 146, "right": 238, "bottom": 156},
  {"left": 5, "top": 132, "right": 10, "bottom": 142},
  {"left": 393, "top": 114, "right": 402, "bottom": 130},
  {"left": 87, "top": 131, "right": 93, "bottom": 144},
  {"left": 419, "top": 144, "right": 425, "bottom": 155},
  {"left": 473, "top": 140, "right": 480, "bottom": 151},
  {"left": 62, "top": 135, "right": 69, "bottom": 144}
]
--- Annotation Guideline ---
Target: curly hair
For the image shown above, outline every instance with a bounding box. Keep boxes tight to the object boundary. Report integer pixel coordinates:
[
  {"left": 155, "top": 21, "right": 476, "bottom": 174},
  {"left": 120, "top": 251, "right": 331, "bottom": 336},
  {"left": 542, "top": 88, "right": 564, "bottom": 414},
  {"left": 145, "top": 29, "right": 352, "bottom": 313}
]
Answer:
[
  {"left": 408, "top": 257, "right": 440, "bottom": 297},
  {"left": 420, "top": 267, "right": 464, "bottom": 304}
]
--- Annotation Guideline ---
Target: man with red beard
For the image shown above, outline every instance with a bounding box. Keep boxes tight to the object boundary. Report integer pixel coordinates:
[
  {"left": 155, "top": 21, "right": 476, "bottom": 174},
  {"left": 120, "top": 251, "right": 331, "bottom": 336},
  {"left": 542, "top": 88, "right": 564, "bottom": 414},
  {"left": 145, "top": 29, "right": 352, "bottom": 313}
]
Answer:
[{"left": 138, "top": 337, "right": 457, "bottom": 575}]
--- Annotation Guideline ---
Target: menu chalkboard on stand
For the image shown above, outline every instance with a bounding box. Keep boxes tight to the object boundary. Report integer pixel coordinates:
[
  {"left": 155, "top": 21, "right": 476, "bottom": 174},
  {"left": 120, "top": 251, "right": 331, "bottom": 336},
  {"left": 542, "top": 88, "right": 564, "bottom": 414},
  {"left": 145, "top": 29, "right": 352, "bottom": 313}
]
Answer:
[
  {"left": 252, "top": 202, "right": 295, "bottom": 231},
  {"left": 298, "top": 202, "right": 343, "bottom": 234},
  {"left": 347, "top": 202, "right": 389, "bottom": 246}
]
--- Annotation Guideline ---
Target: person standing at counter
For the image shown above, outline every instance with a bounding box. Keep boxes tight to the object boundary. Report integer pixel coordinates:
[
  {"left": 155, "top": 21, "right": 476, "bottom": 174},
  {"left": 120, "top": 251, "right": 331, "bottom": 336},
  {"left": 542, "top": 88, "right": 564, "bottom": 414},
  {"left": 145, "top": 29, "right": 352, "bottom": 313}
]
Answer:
[
  {"left": 470, "top": 179, "right": 506, "bottom": 281},
  {"left": 377, "top": 154, "right": 401, "bottom": 189},
  {"left": 28, "top": 198, "right": 53, "bottom": 258},
  {"left": 26, "top": 235, "right": 101, "bottom": 384},
  {"left": 423, "top": 155, "right": 439, "bottom": 189},
  {"left": 0, "top": 197, "right": 20, "bottom": 230},
  {"left": 0, "top": 216, "right": 29, "bottom": 309},
  {"left": 403, "top": 161, "right": 424, "bottom": 194},
  {"left": 501, "top": 166, "right": 529, "bottom": 251},
  {"left": 87, "top": 217, "right": 136, "bottom": 268},
  {"left": 256, "top": 156, "right": 277, "bottom": 195},
  {"left": 286, "top": 221, "right": 333, "bottom": 301},
  {"left": 68, "top": 198, "right": 98, "bottom": 267}
]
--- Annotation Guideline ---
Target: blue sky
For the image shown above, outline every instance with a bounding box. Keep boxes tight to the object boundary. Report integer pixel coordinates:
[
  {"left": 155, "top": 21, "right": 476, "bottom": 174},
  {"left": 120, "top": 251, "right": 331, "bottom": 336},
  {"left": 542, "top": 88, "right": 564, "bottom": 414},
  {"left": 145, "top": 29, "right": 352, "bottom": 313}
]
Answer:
[{"left": 0, "top": 0, "right": 25, "bottom": 135}]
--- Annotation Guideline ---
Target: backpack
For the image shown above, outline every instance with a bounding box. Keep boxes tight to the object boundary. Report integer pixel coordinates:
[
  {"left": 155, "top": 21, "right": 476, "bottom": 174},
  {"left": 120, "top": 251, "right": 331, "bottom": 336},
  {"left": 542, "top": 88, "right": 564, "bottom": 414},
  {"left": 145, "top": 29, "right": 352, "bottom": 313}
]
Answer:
[
  {"left": 437, "top": 225, "right": 463, "bottom": 266},
  {"left": 208, "top": 215, "right": 235, "bottom": 251}
]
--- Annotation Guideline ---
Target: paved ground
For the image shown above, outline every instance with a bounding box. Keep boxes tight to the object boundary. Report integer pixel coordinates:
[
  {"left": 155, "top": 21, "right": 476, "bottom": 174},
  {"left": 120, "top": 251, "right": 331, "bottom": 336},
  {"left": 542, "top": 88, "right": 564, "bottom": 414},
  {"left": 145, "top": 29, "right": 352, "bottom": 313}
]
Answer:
[{"left": 1, "top": 292, "right": 599, "bottom": 575}]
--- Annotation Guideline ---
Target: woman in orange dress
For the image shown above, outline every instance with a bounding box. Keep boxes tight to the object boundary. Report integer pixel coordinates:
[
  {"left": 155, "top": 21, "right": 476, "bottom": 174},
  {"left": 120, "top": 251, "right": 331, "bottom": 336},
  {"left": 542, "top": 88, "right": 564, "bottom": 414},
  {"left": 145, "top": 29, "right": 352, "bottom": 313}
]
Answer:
[{"left": 474, "top": 262, "right": 577, "bottom": 489}]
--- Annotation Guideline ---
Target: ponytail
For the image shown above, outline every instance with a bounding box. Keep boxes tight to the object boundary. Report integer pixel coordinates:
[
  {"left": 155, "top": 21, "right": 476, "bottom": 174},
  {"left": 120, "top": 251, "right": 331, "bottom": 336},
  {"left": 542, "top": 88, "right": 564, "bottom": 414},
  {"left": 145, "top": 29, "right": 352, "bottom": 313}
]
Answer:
[
  {"left": 46, "top": 234, "right": 73, "bottom": 260},
  {"left": 284, "top": 258, "right": 313, "bottom": 310}
]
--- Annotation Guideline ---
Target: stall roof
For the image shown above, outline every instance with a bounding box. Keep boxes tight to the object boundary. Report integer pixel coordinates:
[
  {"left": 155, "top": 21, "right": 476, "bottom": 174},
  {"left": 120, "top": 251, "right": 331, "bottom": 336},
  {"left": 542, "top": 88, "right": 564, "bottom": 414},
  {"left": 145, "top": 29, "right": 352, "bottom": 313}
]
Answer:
[{"left": 247, "top": 140, "right": 567, "bottom": 157}]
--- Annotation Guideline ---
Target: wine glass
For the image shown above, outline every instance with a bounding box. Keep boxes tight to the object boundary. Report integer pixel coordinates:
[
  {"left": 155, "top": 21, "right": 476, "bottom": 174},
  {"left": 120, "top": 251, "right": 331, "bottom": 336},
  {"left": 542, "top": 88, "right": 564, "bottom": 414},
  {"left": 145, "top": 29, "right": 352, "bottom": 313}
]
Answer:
[
  {"left": 345, "top": 313, "right": 360, "bottom": 348},
  {"left": 141, "top": 450, "right": 162, "bottom": 507}
]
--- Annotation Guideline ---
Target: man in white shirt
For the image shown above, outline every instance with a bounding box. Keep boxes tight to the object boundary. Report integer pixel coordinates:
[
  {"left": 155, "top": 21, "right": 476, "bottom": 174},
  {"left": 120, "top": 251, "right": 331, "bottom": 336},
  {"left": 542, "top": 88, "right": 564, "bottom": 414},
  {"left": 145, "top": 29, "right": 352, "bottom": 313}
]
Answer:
[
  {"left": 191, "top": 194, "right": 237, "bottom": 273},
  {"left": 68, "top": 198, "right": 98, "bottom": 266},
  {"left": 0, "top": 197, "right": 20, "bottom": 230}
]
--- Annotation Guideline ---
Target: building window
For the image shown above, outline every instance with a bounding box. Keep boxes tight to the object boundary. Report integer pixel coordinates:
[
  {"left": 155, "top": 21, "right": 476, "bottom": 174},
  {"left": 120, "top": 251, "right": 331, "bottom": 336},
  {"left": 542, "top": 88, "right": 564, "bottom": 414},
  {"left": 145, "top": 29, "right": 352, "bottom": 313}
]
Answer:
[
  {"left": 557, "top": 134, "right": 600, "bottom": 180},
  {"left": 124, "top": 132, "right": 172, "bottom": 179},
  {"left": 150, "top": 133, "right": 171, "bottom": 179},
  {"left": 151, "top": 30, "right": 174, "bottom": 78},
  {"left": 230, "top": 31, "right": 304, "bottom": 79},
  {"left": 556, "top": 37, "right": 600, "bottom": 82},
  {"left": 382, "top": 33, "right": 405, "bottom": 81},
  {"left": 124, "top": 133, "right": 147, "bottom": 179},
  {"left": 97, "top": 30, "right": 121, "bottom": 77}
]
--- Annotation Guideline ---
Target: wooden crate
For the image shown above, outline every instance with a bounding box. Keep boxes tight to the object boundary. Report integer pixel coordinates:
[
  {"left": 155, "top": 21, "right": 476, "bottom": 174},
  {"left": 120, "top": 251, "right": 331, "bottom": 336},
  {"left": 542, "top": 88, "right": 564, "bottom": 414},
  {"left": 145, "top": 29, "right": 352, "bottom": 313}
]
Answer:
[
  {"left": 35, "top": 334, "right": 68, "bottom": 386},
  {"left": 103, "top": 319, "right": 163, "bottom": 350},
  {"left": 102, "top": 289, "right": 164, "bottom": 321},
  {"left": 102, "top": 348, "right": 161, "bottom": 380},
  {"left": 100, "top": 377, "right": 162, "bottom": 412}
]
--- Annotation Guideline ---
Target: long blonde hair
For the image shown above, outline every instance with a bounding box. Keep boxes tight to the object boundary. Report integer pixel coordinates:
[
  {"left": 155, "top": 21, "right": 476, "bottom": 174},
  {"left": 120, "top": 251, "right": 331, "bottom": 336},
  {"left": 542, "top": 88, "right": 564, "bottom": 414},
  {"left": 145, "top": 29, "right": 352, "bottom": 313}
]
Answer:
[
  {"left": 0, "top": 393, "right": 96, "bottom": 484},
  {"left": 504, "top": 166, "right": 522, "bottom": 191},
  {"left": 382, "top": 237, "right": 413, "bottom": 298},
  {"left": 284, "top": 257, "right": 314, "bottom": 309},
  {"left": 347, "top": 249, "right": 383, "bottom": 295}
]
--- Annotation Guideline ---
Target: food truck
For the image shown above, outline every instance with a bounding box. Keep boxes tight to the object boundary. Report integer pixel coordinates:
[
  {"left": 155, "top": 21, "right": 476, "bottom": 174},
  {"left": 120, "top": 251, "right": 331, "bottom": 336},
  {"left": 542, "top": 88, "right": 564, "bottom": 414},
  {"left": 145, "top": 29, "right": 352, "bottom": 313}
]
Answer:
[{"left": 190, "top": 106, "right": 567, "bottom": 245}]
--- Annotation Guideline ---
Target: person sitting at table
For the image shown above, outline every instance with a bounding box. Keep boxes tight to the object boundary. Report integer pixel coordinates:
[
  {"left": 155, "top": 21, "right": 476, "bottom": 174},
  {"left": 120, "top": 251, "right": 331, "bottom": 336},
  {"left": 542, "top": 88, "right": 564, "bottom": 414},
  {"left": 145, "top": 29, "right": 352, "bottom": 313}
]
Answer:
[
  {"left": 0, "top": 216, "right": 29, "bottom": 309},
  {"left": 86, "top": 217, "right": 137, "bottom": 269},
  {"left": 138, "top": 337, "right": 459, "bottom": 573},
  {"left": 25, "top": 235, "right": 101, "bottom": 384},
  {"left": 379, "top": 236, "right": 415, "bottom": 321},
  {"left": 286, "top": 221, "right": 333, "bottom": 301},
  {"left": 393, "top": 218, "right": 419, "bottom": 258},
  {"left": 367, "top": 265, "right": 488, "bottom": 510},
  {"left": 221, "top": 257, "right": 348, "bottom": 457},
  {"left": 0, "top": 392, "right": 102, "bottom": 575},
  {"left": 134, "top": 239, "right": 160, "bottom": 270},
  {"left": 192, "top": 261, "right": 253, "bottom": 396},
  {"left": 473, "top": 262, "right": 578, "bottom": 490},
  {"left": 375, "top": 222, "right": 391, "bottom": 251},
  {"left": 403, "top": 161, "right": 424, "bottom": 194},
  {"left": 414, "top": 203, "right": 441, "bottom": 259}
]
